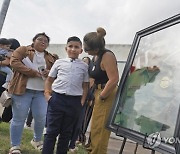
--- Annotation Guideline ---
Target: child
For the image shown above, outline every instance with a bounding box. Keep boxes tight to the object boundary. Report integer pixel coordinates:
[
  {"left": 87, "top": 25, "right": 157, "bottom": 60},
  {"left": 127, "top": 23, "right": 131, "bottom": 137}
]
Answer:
[
  {"left": 0, "top": 38, "right": 13, "bottom": 89},
  {"left": 42, "top": 36, "right": 89, "bottom": 154}
]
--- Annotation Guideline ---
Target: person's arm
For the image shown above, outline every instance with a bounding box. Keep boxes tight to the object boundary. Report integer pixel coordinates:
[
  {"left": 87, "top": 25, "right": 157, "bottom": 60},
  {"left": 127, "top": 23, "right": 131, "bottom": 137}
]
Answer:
[
  {"left": 89, "top": 78, "right": 95, "bottom": 88},
  {"left": 6, "top": 51, "right": 13, "bottom": 58},
  {"left": 81, "top": 82, "right": 89, "bottom": 106},
  {"left": 10, "top": 46, "right": 41, "bottom": 77},
  {"left": 100, "top": 52, "right": 119, "bottom": 99},
  {"left": 0, "top": 57, "right": 10, "bottom": 66},
  {"left": 44, "top": 76, "right": 55, "bottom": 101},
  {"left": 0, "top": 52, "right": 13, "bottom": 66},
  {"left": 41, "top": 69, "right": 50, "bottom": 78}
]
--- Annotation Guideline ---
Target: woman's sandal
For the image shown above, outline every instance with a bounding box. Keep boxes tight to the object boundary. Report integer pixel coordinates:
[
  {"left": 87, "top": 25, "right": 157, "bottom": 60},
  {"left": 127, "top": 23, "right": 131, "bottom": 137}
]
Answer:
[
  {"left": 9, "top": 146, "right": 21, "bottom": 154},
  {"left": 31, "top": 139, "right": 43, "bottom": 151}
]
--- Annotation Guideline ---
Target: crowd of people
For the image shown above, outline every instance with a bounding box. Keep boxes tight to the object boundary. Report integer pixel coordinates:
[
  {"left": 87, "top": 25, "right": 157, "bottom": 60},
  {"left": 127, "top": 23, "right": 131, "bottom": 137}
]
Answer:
[{"left": 0, "top": 27, "right": 119, "bottom": 154}]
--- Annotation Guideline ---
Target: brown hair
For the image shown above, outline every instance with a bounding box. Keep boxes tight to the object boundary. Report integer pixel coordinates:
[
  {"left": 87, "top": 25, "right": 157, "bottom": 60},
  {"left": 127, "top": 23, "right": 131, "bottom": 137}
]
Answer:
[{"left": 83, "top": 27, "right": 106, "bottom": 51}]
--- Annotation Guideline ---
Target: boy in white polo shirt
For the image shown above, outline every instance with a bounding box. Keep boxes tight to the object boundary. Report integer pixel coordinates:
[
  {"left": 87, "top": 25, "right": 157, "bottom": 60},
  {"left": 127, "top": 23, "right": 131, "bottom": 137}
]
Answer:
[{"left": 42, "top": 36, "right": 89, "bottom": 154}]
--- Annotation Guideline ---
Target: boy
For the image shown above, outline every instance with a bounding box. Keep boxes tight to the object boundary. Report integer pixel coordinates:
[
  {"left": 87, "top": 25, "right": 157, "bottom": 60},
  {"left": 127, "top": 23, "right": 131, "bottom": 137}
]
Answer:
[
  {"left": 42, "top": 36, "right": 89, "bottom": 154},
  {"left": 0, "top": 38, "right": 13, "bottom": 89}
]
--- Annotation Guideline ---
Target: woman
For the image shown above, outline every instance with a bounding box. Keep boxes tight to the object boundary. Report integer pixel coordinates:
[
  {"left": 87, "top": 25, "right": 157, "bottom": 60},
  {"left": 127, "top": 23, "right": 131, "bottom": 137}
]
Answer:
[
  {"left": 83, "top": 27, "right": 119, "bottom": 154},
  {"left": 8, "top": 33, "right": 56, "bottom": 154}
]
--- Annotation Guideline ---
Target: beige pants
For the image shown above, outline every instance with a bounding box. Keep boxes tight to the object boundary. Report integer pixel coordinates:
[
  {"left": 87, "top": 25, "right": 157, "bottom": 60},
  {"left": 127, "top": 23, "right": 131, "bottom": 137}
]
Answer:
[{"left": 89, "top": 87, "right": 117, "bottom": 154}]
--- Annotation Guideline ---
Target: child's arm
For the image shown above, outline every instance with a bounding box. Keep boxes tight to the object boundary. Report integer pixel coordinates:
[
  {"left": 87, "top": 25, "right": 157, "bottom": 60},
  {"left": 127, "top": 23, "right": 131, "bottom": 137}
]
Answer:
[
  {"left": 44, "top": 76, "right": 55, "bottom": 102},
  {"left": 81, "top": 82, "right": 89, "bottom": 106}
]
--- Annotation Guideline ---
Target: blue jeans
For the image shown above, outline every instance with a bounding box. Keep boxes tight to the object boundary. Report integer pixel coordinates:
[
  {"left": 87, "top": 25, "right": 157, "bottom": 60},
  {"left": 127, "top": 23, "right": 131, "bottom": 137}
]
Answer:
[{"left": 10, "top": 89, "right": 47, "bottom": 146}]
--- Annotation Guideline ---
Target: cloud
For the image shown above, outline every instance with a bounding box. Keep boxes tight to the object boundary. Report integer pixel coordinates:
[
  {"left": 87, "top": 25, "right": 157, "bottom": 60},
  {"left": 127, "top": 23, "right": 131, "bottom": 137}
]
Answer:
[
  {"left": 106, "top": 0, "right": 180, "bottom": 44},
  {"left": 0, "top": 0, "right": 180, "bottom": 45}
]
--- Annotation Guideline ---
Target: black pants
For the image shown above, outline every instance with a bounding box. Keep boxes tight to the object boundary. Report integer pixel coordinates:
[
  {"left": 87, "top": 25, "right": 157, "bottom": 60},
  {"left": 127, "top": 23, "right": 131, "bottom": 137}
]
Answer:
[
  {"left": 69, "top": 104, "right": 86, "bottom": 148},
  {"left": 69, "top": 85, "right": 95, "bottom": 148},
  {"left": 42, "top": 92, "right": 82, "bottom": 154},
  {"left": 2, "top": 106, "right": 12, "bottom": 122},
  {"left": 26, "top": 109, "right": 33, "bottom": 126}
]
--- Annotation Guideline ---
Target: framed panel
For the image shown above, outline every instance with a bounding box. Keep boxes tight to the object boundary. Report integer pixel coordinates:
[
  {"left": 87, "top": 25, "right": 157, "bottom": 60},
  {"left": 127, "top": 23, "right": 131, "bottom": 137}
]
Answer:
[
  {"left": 117, "top": 60, "right": 126, "bottom": 78},
  {"left": 107, "top": 14, "right": 180, "bottom": 154}
]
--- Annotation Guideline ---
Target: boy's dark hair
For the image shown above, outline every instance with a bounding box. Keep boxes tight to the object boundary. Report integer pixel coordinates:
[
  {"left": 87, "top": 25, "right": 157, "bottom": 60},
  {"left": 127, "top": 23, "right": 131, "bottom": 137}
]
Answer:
[
  {"left": 8, "top": 38, "right": 20, "bottom": 50},
  {"left": 67, "top": 36, "right": 82, "bottom": 45},
  {"left": 32, "top": 32, "right": 50, "bottom": 43},
  {"left": 0, "top": 38, "right": 11, "bottom": 45}
]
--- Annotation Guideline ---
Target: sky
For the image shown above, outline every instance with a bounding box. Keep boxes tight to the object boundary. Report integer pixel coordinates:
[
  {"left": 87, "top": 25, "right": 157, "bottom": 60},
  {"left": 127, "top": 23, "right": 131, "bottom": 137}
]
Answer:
[{"left": 0, "top": 0, "right": 180, "bottom": 46}]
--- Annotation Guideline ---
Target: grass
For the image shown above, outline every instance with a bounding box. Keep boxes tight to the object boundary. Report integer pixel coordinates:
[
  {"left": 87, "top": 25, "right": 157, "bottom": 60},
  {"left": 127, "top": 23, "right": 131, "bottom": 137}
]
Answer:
[{"left": 0, "top": 122, "right": 87, "bottom": 154}]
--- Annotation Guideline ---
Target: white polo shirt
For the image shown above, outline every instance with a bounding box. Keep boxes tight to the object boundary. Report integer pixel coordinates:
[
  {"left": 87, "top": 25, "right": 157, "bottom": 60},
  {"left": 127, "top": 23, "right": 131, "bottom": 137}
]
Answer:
[{"left": 49, "top": 58, "right": 89, "bottom": 96}]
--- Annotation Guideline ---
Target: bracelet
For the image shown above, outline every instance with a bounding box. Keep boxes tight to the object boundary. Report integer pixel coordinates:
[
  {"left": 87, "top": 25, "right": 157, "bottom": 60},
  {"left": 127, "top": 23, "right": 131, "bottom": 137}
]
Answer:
[{"left": 44, "top": 90, "right": 52, "bottom": 95}]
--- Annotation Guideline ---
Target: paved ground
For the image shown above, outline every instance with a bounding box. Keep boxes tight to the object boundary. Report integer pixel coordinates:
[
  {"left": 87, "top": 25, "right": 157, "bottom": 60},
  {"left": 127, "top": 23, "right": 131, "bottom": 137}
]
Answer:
[
  {"left": 84, "top": 131, "right": 161, "bottom": 154},
  {"left": 107, "top": 135, "right": 161, "bottom": 154}
]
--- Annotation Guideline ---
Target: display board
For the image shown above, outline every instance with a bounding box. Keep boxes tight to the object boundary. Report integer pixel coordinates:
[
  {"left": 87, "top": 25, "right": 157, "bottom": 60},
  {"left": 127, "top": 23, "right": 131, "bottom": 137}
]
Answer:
[{"left": 107, "top": 14, "right": 180, "bottom": 154}]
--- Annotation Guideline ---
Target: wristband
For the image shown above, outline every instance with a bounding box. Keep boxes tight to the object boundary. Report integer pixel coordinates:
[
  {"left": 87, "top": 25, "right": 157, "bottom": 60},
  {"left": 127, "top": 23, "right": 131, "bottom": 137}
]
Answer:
[{"left": 44, "top": 90, "right": 52, "bottom": 95}]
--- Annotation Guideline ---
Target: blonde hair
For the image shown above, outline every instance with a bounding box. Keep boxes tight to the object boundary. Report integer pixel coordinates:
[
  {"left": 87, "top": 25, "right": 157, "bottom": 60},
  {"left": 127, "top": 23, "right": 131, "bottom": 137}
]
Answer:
[{"left": 83, "top": 27, "right": 106, "bottom": 51}]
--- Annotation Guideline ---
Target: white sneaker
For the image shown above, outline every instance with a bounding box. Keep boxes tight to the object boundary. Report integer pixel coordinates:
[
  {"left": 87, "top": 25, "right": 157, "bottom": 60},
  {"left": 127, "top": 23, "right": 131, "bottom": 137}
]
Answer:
[
  {"left": 75, "top": 140, "right": 82, "bottom": 146},
  {"left": 69, "top": 147, "right": 78, "bottom": 153},
  {"left": 2, "top": 82, "right": 8, "bottom": 89},
  {"left": 9, "top": 146, "right": 21, "bottom": 154},
  {"left": 31, "top": 139, "right": 43, "bottom": 151},
  {"left": 43, "top": 127, "right": 47, "bottom": 135}
]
